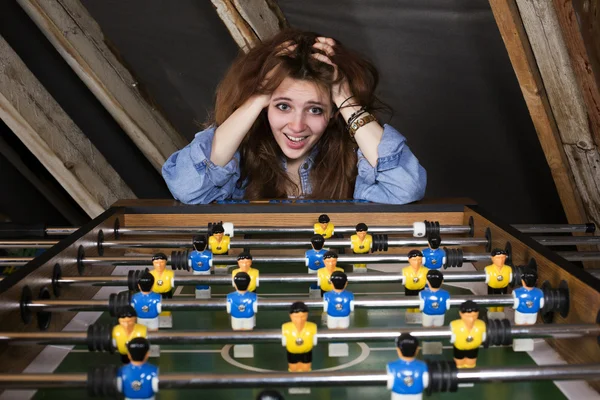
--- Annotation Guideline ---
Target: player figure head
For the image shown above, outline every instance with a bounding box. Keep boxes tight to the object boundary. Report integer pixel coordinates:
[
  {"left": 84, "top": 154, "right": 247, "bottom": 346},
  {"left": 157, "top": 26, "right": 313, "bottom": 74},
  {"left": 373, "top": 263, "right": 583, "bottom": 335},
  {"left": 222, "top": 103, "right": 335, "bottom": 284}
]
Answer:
[
  {"left": 127, "top": 337, "right": 151, "bottom": 365},
  {"left": 426, "top": 270, "right": 444, "bottom": 291},
  {"left": 193, "top": 235, "right": 207, "bottom": 251},
  {"left": 152, "top": 253, "right": 168, "bottom": 272},
  {"left": 289, "top": 301, "right": 309, "bottom": 330},
  {"left": 318, "top": 214, "right": 330, "bottom": 231},
  {"left": 407, "top": 250, "right": 423, "bottom": 269},
  {"left": 520, "top": 267, "right": 538, "bottom": 289},
  {"left": 310, "top": 234, "right": 325, "bottom": 251},
  {"left": 256, "top": 390, "right": 284, "bottom": 400},
  {"left": 330, "top": 271, "right": 348, "bottom": 291},
  {"left": 490, "top": 248, "right": 507, "bottom": 267},
  {"left": 237, "top": 251, "right": 253, "bottom": 271},
  {"left": 323, "top": 250, "right": 338, "bottom": 271},
  {"left": 459, "top": 300, "right": 480, "bottom": 327},
  {"left": 355, "top": 223, "right": 368, "bottom": 241},
  {"left": 395, "top": 333, "right": 419, "bottom": 361},
  {"left": 211, "top": 224, "right": 225, "bottom": 241},
  {"left": 428, "top": 235, "right": 441, "bottom": 250},
  {"left": 233, "top": 271, "right": 251, "bottom": 292},
  {"left": 137, "top": 270, "right": 155, "bottom": 293},
  {"left": 118, "top": 305, "right": 138, "bottom": 331}
]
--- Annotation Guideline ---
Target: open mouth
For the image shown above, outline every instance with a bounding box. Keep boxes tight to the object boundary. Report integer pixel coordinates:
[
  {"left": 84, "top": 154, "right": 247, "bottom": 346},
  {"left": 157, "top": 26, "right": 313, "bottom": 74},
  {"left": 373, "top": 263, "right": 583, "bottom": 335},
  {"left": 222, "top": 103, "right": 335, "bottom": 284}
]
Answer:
[{"left": 284, "top": 133, "right": 309, "bottom": 142}]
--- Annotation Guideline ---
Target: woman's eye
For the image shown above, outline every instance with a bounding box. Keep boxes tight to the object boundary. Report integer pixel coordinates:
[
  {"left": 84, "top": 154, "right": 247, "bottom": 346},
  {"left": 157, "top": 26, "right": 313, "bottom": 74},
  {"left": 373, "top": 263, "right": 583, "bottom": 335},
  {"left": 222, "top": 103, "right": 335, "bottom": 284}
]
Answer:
[
  {"left": 309, "top": 107, "right": 323, "bottom": 115},
  {"left": 276, "top": 103, "right": 290, "bottom": 111}
]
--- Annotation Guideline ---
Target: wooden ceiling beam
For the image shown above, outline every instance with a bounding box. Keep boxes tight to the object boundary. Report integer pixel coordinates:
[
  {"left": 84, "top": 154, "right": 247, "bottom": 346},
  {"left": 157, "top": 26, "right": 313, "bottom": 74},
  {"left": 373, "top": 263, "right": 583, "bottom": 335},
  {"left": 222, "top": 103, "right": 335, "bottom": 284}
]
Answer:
[
  {"left": 211, "top": 0, "right": 288, "bottom": 52},
  {"left": 489, "top": 0, "right": 595, "bottom": 229},
  {"left": 17, "top": 0, "right": 188, "bottom": 172},
  {"left": 0, "top": 35, "right": 136, "bottom": 218},
  {"left": 552, "top": 0, "right": 600, "bottom": 149}
]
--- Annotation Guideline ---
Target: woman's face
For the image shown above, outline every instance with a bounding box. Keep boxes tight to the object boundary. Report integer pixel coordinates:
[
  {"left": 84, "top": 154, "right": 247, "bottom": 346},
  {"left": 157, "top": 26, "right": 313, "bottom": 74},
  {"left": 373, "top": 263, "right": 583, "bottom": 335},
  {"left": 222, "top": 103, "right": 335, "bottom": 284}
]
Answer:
[{"left": 268, "top": 77, "right": 332, "bottom": 162}]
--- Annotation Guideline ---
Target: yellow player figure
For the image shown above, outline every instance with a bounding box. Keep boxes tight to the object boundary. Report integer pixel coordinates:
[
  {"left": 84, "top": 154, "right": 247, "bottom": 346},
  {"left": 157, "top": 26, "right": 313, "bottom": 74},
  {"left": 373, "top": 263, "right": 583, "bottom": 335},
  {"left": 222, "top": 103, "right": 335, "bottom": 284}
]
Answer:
[
  {"left": 281, "top": 301, "right": 317, "bottom": 372},
  {"left": 350, "top": 222, "right": 372, "bottom": 271},
  {"left": 484, "top": 249, "right": 512, "bottom": 313},
  {"left": 208, "top": 224, "right": 231, "bottom": 255},
  {"left": 317, "top": 250, "right": 344, "bottom": 295},
  {"left": 450, "top": 301, "right": 486, "bottom": 369},
  {"left": 313, "top": 214, "right": 334, "bottom": 239},
  {"left": 150, "top": 253, "right": 175, "bottom": 322},
  {"left": 231, "top": 251, "right": 259, "bottom": 293},
  {"left": 402, "top": 250, "right": 428, "bottom": 313},
  {"left": 112, "top": 306, "right": 148, "bottom": 364}
]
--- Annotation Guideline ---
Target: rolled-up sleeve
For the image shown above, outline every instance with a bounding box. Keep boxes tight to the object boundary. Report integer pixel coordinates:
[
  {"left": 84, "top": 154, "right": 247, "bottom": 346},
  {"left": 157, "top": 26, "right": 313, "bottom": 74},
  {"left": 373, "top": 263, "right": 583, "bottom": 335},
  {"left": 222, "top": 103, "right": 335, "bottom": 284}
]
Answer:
[
  {"left": 162, "top": 127, "right": 241, "bottom": 204},
  {"left": 354, "top": 124, "right": 427, "bottom": 204}
]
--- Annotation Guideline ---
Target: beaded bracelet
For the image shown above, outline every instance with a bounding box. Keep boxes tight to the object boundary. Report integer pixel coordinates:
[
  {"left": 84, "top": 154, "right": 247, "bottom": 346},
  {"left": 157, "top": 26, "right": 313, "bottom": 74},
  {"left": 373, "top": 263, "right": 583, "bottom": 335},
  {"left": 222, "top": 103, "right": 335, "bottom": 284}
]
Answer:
[{"left": 348, "top": 114, "right": 377, "bottom": 137}]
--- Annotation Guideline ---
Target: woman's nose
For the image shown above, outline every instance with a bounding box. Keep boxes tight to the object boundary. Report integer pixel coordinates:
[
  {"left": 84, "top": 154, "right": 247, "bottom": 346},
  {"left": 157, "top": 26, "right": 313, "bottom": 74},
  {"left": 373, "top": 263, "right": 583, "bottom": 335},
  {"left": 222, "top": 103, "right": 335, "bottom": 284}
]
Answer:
[{"left": 288, "top": 112, "right": 307, "bottom": 132}]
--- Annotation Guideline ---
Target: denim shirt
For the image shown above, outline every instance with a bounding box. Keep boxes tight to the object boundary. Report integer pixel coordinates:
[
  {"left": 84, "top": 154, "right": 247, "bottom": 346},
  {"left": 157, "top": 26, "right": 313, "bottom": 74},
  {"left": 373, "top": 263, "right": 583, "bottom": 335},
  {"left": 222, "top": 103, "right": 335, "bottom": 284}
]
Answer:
[{"left": 162, "top": 124, "right": 426, "bottom": 204}]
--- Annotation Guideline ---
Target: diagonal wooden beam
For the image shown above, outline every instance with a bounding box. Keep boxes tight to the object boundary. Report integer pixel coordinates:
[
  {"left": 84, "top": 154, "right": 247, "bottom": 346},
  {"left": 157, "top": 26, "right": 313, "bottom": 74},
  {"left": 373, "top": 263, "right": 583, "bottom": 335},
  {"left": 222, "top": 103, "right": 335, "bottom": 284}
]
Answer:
[
  {"left": 211, "top": 0, "right": 288, "bottom": 52},
  {"left": 513, "top": 0, "right": 600, "bottom": 229},
  {"left": 552, "top": 0, "right": 600, "bottom": 149},
  {"left": 17, "top": 0, "right": 188, "bottom": 171},
  {"left": 489, "top": 0, "right": 592, "bottom": 228},
  {"left": 0, "top": 35, "right": 136, "bottom": 218}
]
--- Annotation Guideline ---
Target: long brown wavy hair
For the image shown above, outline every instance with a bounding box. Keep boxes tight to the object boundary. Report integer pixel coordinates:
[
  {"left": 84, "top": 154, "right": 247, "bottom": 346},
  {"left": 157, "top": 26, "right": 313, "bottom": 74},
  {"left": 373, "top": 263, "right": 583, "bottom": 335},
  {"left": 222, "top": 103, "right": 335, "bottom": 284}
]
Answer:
[{"left": 212, "top": 29, "right": 386, "bottom": 200}]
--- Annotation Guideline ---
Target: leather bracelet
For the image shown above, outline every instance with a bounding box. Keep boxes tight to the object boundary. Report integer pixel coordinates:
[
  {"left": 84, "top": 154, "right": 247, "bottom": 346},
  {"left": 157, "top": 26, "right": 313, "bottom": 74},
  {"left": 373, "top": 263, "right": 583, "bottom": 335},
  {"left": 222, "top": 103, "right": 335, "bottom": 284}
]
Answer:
[
  {"left": 339, "top": 96, "right": 355, "bottom": 109},
  {"left": 348, "top": 114, "right": 376, "bottom": 137},
  {"left": 347, "top": 107, "right": 367, "bottom": 124}
]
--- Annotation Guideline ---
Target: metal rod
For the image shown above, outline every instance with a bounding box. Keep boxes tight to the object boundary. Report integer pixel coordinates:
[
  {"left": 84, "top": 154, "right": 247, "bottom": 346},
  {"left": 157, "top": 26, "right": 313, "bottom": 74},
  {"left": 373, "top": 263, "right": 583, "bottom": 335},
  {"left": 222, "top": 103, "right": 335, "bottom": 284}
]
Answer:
[
  {"left": 31, "top": 223, "right": 600, "bottom": 237},
  {"left": 534, "top": 236, "right": 600, "bottom": 246},
  {"left": 25, "top": 294, "right": 516, "bottom": 313},
  {"left": 1, "top": 324, "right": 598, "bottom": 345},
  {"left": 103, "top": 237, "right": 486, "bottom": 249},
  {"left": 556, "top": 252, "right": 600, "bottom": 262},
  {"left": 513, "top": 224, "right": 596, "bottom": 234},
  {"left": 1, "top": 363, "right": 599, "bottom": 390},
  {"left": 54, "top": 271, "right": 489, "bottom": 288},
  {"left": 0, "top": 240, "right": 56, "bottom": 249}
]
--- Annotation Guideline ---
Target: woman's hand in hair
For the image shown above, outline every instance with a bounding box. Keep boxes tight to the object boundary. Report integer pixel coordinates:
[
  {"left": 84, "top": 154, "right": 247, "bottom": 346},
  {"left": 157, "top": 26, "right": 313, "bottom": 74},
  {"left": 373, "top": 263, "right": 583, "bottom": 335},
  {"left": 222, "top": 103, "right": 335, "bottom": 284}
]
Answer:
[{"left": 312, "top": 37, "right": 353, "bottom": 108}]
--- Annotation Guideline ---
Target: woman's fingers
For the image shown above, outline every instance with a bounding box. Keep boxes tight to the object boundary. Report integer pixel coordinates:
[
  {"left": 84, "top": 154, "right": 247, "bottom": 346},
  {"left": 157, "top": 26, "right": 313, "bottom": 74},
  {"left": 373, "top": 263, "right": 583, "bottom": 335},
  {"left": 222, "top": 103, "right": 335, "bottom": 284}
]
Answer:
[
  {"left": 311, "top": 52, "right": 335, "bottom": 67},
  {"left": 276, "top": 42, "right": 297, "bottom": 56},
  {"left": 312, "top": 41, "right": 335, "bottom": 56},
  {"left": 315, "top": 36, "right": 336, "bottom": 47}
]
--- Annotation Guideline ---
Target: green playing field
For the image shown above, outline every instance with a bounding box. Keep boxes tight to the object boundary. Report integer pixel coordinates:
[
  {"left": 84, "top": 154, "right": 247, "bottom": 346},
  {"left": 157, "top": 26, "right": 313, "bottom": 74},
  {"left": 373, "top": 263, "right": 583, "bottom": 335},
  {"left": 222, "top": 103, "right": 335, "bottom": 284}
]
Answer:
[{"left": 33, "top": 264, "right": 565, "bottom": 400}]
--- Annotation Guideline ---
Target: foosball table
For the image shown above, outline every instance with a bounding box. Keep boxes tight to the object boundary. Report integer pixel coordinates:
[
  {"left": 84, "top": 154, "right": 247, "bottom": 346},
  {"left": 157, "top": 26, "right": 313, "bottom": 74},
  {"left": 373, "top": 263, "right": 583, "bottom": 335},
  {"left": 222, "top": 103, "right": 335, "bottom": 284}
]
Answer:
[{"left": 0, "top": 199, "right": 598, "bottom": 400}]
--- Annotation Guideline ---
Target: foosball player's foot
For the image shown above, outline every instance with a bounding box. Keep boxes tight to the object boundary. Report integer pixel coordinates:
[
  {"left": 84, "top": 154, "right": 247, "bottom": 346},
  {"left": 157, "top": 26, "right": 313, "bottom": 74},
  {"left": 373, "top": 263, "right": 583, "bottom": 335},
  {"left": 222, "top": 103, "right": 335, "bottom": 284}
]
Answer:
[
  {"left": 488, "top": 312, "right": 506, "bottom": 319},
  {"left": 328, "top": 343, "right": 349, "bottom": 357},
  {"left": 214, "top": 265, "right": 229, "bottom": 275},
  {"left": 233, "top": 344, "right": 254, "bottom": 358},
  {"left": 512, "top": 338, "right": 535, "bottom": 352},
  {"left": 309, "top": 287, "right": 322, "bottom": 298},
  {"left": 289, "top": 388, "right": 311, "bottom": 395},
  {"left": 195, "top": 288, "right": 211, "bottom": 299},
  {"left": 405, "top": 312, "right": 423, "bottom": 324},
  {"left": 159, "top": 314, "right": 173, "bottom": 328},
  {"left": 149, "top": 344, "right": 160, "bottom": 357},
  {"left": 422, "top": 341, "right": 443, "bottom": 355},
  {"left": 352, "top": 265, "right": 368, "bottom": 273}
]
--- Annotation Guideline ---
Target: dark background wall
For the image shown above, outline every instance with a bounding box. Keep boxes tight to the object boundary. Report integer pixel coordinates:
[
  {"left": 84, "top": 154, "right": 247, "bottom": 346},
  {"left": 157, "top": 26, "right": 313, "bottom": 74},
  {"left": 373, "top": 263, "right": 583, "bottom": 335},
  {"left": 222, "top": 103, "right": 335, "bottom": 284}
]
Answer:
[{"left": 0, "top": 0, "right": 567, "bottom": 226}]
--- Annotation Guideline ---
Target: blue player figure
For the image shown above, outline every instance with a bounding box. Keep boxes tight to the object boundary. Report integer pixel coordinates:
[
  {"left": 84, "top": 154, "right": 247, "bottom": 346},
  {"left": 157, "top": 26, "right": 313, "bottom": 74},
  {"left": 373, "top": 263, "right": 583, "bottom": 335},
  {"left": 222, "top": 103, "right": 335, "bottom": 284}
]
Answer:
[
  {"left": 386, "top": 333, "right": 429, "bottom": 400},
  {"left": 131, "top": 270, "right": 162, "bottom": 331},
  {"left": 422, "top": 235, "right": 446, "bottom": 270},
  {"left": 419, "top": 270, "right": 451, "bottom": 327},
  {"left": 323, "top": 271, "right": 354, "bottom": 329},
  {"left": 305, "top": 234, "right": 326, "bottom": 297},
  {"left": 116, "top": 337, "right": 158, "bottom": 400},
  {"left": 512, "top": 268, "right": 544, "bottom": 325},
  {"left": 188, "top": 235, "right": 213, "bottom": 299},
  {"left": 227, "top": 272, "right": 258, "bottom": 331}
]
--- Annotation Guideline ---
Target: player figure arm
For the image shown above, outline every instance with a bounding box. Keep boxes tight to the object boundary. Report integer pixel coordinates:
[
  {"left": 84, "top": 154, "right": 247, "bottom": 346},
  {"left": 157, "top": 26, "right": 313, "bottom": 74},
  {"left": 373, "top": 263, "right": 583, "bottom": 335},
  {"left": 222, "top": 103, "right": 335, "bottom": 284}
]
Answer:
[
  {"left": 386, "top": 366, "right": 394, "bottom": 390},
  {"left": 512, "top": 292, "right": 519, "bottom": 309},
  {"left": 423, "top": 371, "right": 430, "bottom": 389}
]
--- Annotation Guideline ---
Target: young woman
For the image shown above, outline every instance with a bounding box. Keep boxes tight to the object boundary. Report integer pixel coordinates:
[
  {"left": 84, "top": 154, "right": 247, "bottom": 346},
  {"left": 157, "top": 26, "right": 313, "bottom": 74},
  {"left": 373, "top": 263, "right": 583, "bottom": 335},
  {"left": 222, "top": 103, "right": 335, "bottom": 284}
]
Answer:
[{"left": 162, "top": 29, "right": 426, "bottom": 204}]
